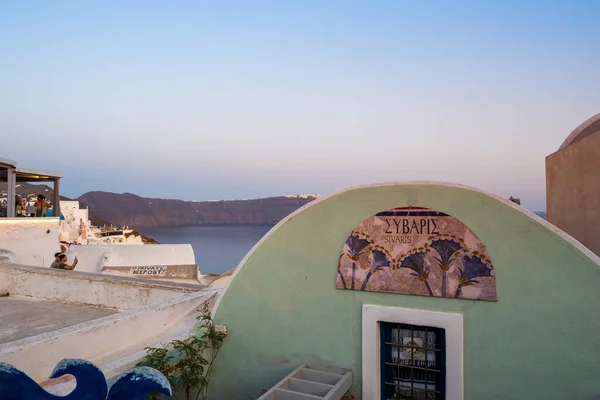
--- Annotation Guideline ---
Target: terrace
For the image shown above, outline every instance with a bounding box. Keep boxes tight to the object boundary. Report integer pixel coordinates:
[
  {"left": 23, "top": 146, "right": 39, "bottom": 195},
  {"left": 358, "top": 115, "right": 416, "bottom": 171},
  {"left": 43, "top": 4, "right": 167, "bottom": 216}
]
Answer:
[
  {"left": 0, "top": 157, "right": 62, "bottom": 218},
  {"left": 0, "top": 263, "right": 219, "bottom": 394},
  {"left": 0, "top": 296, "right": 117, "bottom": 344}
]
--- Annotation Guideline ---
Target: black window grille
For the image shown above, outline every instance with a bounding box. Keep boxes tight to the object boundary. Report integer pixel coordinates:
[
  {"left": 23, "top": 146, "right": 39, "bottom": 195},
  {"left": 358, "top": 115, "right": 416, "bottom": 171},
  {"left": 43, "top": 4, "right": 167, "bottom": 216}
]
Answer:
[{"left": 380, "top": 322, "right": 446, "bottom": 400}]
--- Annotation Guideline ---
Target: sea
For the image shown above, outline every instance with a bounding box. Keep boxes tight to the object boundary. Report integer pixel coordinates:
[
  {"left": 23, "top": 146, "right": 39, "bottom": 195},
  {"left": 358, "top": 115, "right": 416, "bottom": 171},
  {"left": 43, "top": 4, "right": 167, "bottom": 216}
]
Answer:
[
  {"left": 141, "top": 224, "right": 274, "bottom": 275},
  {"left": 143, "top": 212, "right": 547, "bottom": 276}
]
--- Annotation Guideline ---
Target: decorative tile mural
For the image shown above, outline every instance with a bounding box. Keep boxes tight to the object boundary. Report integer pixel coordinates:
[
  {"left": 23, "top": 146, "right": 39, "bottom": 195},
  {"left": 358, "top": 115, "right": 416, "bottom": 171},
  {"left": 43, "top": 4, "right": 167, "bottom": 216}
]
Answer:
[{"left": 336, "top": 207, "right": 497, "bottom": 301}]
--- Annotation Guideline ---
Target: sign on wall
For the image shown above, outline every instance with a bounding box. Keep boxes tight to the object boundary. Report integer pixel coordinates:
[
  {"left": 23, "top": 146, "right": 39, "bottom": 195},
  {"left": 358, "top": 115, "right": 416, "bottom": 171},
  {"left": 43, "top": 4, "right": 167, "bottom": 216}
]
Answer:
[
  {"left": 336, "top": 207, "right": 497, "bottom": 301},
  {"left": 132, "top": 266, "right": 167, "bottom": 276}
]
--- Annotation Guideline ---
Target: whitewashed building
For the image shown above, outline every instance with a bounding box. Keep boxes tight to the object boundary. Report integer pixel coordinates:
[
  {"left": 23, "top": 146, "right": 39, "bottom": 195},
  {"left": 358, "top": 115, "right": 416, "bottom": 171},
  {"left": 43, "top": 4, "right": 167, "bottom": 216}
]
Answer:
[
  {"left": 59, "top": 200, "right": 143, "bottom": 245},
  {"left": 0, "top": 157, "right": 62, "bottom": 267}
]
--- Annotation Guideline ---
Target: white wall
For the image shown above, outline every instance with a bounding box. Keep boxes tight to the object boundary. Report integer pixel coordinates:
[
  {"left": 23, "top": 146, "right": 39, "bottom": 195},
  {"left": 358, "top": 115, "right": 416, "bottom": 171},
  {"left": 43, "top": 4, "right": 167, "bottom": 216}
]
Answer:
[
  {"left": 65, "top": 244, "right": 196, "bottom": 274},
  {"left": 59, "top": 200, "right": 92, "bottom": 243},
  {"left": 0, "top": 272, "right": 217, "bottom": 382},
  {"left": 361, "top": 305, "right": 464, "bottom": 400},
  {"left": 86, "top": 231, "right": 144, "bottom": 245},
  {"left": 2, "top": 263, "right": 197, "bottom": 310},
  {"left": 5, "top": 290, "right": 215, "bottom": 382},
  {"left": 59, "top": 201, "right": 80, "bottom": 219},
  {"left": 0, "top": 263, "right": 218, "bottom": 383},
  {"left": 0, "top": 218, "right": 60, "bottom": 267}
]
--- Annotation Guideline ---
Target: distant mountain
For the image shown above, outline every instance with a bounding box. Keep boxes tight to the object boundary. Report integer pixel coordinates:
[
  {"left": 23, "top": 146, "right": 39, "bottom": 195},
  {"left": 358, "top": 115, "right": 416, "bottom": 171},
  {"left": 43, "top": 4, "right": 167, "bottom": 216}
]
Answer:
[{"left": 77, "top": 192, "right": 319, "bottom": 227}]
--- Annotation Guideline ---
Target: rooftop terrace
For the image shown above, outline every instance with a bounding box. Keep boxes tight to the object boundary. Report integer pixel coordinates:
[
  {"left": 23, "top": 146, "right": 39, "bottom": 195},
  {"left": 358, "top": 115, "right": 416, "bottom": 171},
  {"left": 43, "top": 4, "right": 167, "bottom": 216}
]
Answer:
[
  {"left": 0, "top": 296, "right": 117, "bottom": 344},
  {"left": 0, "top": 263, "right": 220, "bottom": 387}
]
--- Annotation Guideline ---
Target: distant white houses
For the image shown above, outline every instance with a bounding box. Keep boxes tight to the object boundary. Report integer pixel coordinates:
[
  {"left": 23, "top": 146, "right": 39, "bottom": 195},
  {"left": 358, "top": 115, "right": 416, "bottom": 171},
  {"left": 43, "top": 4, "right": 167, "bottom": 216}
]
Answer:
[
  {"left": 59, "top": 200, "right": 143, "bottom": 246},
  {"left": 284, "top": 194, "right": 320, "bottom": 199}
]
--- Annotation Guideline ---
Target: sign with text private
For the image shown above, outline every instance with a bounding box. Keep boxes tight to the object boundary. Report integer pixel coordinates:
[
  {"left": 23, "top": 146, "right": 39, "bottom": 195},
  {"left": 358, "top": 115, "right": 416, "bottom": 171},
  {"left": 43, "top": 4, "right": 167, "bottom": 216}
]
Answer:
[{"left": 132, "top": 266, "right": 167, "bottom": 276}]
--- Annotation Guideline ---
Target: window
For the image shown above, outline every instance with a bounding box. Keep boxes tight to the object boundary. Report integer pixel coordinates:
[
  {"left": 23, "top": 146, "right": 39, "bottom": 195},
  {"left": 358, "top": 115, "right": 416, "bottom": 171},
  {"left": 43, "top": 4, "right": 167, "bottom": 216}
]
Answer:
[
  {"left": 362, "top": 305, "right": 462, "bottom": 400},
  {"left": 380, "top": 322, "right": 446, "bottom": 399}
]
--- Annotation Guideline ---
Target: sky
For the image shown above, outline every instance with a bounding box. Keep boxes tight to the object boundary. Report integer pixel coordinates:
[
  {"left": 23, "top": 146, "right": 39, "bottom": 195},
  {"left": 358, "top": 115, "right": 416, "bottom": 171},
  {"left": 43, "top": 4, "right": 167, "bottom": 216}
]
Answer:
[{"left": 1, "top": 1, "right": 599, "bottom": 211}]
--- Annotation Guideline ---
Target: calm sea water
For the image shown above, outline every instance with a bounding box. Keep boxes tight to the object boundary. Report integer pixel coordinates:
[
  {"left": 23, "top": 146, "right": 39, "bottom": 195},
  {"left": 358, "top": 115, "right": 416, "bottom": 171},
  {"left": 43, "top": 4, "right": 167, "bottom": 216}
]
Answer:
[{"left": 141, "top": 224, "right": 274, "bottom": 275}]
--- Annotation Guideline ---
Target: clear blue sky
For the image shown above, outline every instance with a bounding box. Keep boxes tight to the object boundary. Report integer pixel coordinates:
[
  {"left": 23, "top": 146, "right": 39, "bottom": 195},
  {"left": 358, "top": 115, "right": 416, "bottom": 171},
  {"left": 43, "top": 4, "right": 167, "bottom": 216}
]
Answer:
[{"left": 2, "top": 1, "right": 599, "bottom": 211}]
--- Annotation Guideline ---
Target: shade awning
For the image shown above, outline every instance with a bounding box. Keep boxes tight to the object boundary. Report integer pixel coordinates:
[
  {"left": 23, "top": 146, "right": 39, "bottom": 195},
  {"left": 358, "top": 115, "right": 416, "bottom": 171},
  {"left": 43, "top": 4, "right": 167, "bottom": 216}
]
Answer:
[
  {"left": 0, "top": 157, "right": 17, "bottom": 168},
  {"left": 0, "top": 168, "right": 63, "bottom": 183}
]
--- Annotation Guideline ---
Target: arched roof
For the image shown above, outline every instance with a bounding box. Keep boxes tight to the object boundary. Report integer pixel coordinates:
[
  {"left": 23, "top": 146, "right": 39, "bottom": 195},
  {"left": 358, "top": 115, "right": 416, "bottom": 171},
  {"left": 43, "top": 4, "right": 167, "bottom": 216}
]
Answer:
[
  {"left": 208, "top": 181, "right": 600, "bottom": 399},
  {"left": 214, "top": 181, "right": 600, "bottom": 313},
  {"left": 559, "top": 112, "right": 600, "bottom": 150}
]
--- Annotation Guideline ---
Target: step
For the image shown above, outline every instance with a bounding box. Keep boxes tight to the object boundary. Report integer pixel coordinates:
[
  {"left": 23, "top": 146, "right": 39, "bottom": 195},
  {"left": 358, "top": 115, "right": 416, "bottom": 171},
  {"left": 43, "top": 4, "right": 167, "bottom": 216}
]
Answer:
[{"left": 257, "top": 364, "right": 352, "bottom": 400}]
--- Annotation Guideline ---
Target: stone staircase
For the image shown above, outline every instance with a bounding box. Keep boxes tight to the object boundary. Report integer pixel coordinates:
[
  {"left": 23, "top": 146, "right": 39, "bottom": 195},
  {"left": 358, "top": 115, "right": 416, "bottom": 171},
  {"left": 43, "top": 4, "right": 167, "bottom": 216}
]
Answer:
[{"left": 257, "top": 364, "right": 352, "bottom": 400}]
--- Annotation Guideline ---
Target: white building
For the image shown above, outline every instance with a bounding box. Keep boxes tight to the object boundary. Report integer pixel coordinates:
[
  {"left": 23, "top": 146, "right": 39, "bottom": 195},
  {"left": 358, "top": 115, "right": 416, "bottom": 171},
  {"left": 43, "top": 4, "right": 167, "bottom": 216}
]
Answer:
[
  {"left": 64, "top": 244, "right": 201, "bottom": 284},
  {"left": 59, "top": 200, "right": 143, "bottom": 245},
  {"left": 0, "top": 157, "right": 62, "bottom": 267},
  {"left": 59, "top": 200, "right": 94, "bottom": 244}
]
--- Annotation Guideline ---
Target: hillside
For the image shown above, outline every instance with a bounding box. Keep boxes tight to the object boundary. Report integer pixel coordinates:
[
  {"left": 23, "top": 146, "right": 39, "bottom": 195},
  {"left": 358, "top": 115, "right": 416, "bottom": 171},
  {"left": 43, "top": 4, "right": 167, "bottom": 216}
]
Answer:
[{"left": 77, "top": 192, "right": 319, "bottom": 227}]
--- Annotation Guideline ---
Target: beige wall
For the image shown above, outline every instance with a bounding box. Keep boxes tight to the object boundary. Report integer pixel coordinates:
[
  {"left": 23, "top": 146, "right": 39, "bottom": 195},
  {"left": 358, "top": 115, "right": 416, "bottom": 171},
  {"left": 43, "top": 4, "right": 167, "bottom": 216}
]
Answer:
[{"left": 546, "top": 131, "right": 600, "bottom": 256}]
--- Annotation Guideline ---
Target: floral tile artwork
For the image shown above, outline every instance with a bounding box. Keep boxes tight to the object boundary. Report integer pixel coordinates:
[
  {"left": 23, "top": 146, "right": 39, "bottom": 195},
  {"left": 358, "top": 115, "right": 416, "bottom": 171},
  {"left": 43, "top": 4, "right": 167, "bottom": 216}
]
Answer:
[{"left": 336, "top": 207, "right": 497, "bottom": 301}]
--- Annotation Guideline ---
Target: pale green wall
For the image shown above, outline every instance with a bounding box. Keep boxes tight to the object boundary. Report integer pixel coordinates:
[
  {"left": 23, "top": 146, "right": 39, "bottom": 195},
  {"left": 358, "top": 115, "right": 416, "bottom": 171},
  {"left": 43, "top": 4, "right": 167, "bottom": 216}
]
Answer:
[{"left": 209, "top": 184, "right": 600, "bottom": 400}]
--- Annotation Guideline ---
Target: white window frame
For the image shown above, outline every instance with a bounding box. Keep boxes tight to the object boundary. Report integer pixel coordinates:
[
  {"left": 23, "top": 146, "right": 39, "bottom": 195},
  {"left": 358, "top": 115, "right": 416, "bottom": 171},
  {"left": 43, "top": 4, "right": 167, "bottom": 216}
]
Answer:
[{"left": 362, "top": 304, "right": 464, "bottom": 400}]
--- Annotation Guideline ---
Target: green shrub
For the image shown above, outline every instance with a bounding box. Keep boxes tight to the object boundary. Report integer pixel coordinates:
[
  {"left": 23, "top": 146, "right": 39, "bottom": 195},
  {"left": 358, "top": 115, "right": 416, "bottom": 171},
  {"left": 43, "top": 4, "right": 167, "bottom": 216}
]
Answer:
[
  {"left": 137, "top": 302, "right": 226, "bottom": 400},
  {"left": 124, "top": 230, "right": 140, "bottom": 239}
]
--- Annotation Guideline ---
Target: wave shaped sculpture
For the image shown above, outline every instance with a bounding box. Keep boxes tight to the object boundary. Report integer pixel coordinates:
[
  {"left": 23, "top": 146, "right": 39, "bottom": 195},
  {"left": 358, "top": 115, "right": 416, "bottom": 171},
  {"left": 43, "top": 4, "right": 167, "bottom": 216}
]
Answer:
[{"left": 0, "top": 358, "right": 171, "bottom": 400}]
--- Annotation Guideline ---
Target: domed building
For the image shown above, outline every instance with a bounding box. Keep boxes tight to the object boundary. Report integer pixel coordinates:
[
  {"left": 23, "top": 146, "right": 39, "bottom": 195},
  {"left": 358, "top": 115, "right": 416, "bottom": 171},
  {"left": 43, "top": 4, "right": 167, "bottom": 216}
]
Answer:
[{"left": 208, "top": 182, "right": 600, "bottom": 400}]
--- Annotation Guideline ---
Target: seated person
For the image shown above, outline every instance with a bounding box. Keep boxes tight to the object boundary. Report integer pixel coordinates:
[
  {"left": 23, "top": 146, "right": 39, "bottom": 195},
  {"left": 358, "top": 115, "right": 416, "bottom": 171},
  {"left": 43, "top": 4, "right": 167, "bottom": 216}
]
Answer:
[
  {"left": 50, "top": 254, "right": 78, "bottom": 270},
  {"left": 50, "top": 253, "right": 62, "bottom": 269}
]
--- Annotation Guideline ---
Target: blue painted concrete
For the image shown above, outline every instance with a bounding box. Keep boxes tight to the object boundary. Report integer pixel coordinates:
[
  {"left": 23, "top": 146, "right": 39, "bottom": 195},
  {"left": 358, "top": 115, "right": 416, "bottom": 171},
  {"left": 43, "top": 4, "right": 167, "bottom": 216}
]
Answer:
[{"left": 0, "top": 359, "right": 171, "bottom": 400}]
